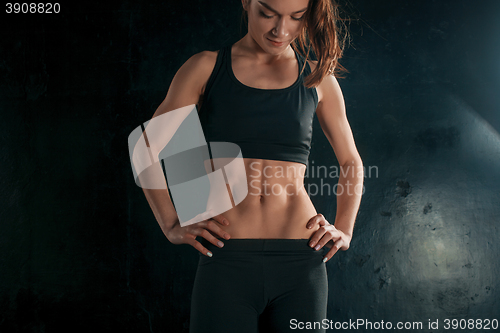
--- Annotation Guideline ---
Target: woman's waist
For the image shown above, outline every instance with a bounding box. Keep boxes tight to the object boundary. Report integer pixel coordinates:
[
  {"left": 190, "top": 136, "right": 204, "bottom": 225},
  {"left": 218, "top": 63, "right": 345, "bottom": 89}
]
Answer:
[
  {"left": 231, "top": 188, "right": 316, "bottom": 216},
  {"left": 246, "top": 178, "right": 307, "bottom": 197},
  {"left": 218, "top": 192, "right": 318, "bottom": 239}
]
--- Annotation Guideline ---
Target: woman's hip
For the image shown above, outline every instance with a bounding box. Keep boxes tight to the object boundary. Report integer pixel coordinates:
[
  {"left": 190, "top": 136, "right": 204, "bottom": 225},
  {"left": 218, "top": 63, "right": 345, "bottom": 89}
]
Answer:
[{"left": 196, "top": 237, "right": 328, "bottom": 282}]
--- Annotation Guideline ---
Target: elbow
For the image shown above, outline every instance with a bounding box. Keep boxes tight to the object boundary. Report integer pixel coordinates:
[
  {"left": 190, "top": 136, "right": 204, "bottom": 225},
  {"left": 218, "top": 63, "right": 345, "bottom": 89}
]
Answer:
[
  {"left": 340, "top": 155, "right": 363, "bottom": 168},
  {"left": 339, "top": 156, "right": 364, "bottom": 178}
]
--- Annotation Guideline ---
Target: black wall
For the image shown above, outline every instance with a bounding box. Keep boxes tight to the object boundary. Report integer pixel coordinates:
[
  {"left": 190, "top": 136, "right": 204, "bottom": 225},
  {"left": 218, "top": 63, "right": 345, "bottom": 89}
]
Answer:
[{"left": 1, "top": 0, "right": 499, "bottom": 332}]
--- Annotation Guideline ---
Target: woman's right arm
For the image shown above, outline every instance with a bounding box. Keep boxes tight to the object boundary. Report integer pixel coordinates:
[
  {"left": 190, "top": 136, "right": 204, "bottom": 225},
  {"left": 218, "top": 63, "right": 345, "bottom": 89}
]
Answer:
[{"left": 141, "top": 50, "right": 230, "bottom": 257}]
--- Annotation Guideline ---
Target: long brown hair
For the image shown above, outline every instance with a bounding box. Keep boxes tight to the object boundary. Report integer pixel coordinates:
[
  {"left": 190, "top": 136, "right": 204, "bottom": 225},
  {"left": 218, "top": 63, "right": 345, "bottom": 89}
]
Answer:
[{"left": 241, "top": 0, "right": 350, "bottom": 88}]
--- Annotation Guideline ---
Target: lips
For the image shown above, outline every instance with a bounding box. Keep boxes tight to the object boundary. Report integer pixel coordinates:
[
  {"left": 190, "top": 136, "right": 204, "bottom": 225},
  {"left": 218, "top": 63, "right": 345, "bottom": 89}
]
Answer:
[{"left": 267, "top": 38, "right": 286, "bottom": 46}]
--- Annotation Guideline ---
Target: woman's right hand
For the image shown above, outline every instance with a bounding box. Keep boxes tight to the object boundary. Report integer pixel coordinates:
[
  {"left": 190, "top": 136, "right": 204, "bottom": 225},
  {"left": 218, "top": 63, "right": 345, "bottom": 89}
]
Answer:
[{"left": 165, "top": 214, "right": 231, "bottom": 257}]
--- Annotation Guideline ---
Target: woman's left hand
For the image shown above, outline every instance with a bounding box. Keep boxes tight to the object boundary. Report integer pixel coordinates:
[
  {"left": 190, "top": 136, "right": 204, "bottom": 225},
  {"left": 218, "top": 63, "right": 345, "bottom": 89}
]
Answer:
[{"left": 306, "top": 214, "right": 352, "bottom": 262}]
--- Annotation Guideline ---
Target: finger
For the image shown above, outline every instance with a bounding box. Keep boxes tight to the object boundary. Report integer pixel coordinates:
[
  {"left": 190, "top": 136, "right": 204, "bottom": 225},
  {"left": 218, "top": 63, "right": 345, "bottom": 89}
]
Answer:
[
  {"left": 202, "top": 219, "right": 231, "bottom": 241},
  {"left": 311, "top": 227, "right": 343, "bottom": 250},
  {"left": 306, "top": 214, "right": 317, "bottom": 229},
  {"left": 306, "top": 214, "right": 327, "bottom": 229},
  {"left": 312, "top": 233, "right": 333, "bottom": 251},
  {"left": 315, "top": 233, "right": 336, "bottom": 251},
  {"left": 308, "top": 225, "right": 327, "bottom": 249},
  {"left": 191, "top": 223, "right": 228, "bottom": 255},
  {"left": 188, "top": 237, "right": 214, "bottom": 257},
  {"left": 195, "top": 226, "right": 221, "bottom": 248},
  {"left": 209, "top": 213, "right": 229, "bottom": 226},
  {"left": 322, "top": 241, "right": 341, "bottom": 263}
]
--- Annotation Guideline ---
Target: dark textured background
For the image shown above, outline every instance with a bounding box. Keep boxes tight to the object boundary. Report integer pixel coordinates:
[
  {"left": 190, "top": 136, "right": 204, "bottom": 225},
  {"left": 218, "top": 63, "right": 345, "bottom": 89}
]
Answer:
[{"left": 1, "top": 0, "right": 499, "bottom": 332}]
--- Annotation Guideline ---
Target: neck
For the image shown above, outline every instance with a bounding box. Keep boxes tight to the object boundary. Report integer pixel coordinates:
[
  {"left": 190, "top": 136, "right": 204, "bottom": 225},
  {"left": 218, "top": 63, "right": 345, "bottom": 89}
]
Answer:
[{"left": 234, "top": 34, "right": 294, "bottom": 64}]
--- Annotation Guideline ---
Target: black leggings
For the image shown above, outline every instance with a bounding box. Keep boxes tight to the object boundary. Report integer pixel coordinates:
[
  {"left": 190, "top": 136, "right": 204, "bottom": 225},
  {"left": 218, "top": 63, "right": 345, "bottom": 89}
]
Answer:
[{"left": 190, "top": 238, "right": 328, "bottom": 333}]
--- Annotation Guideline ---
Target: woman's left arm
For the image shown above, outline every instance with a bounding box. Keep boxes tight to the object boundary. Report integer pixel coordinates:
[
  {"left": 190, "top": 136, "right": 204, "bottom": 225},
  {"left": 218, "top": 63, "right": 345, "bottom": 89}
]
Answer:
[{"left": 306, "top": 68, "right": 364, "bottom": 262}]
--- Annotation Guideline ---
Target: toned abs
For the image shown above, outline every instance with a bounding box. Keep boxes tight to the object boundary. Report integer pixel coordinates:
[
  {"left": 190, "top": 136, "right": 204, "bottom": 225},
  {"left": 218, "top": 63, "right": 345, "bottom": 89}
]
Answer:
[{"left": 211, "top": 157, "right": 320, "bottom": 239}]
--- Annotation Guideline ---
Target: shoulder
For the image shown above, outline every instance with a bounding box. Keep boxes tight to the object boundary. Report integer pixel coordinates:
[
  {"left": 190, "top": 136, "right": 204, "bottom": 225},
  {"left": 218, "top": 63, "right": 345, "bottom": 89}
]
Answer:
[
  {"left": 174, "top": 50, "right": 219, "bottom": 96},
  {"left": 157, "top": 50, "right": 219, "bottom": 113},
  {"left": 185, "top": 50, "right": 218, "bottom": 71}
]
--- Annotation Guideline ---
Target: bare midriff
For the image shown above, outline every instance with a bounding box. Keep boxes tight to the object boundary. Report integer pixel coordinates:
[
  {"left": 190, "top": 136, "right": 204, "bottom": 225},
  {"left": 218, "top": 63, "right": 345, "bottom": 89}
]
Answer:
[{"left": 208, "top": 157, "right": 320, "bottom": 239}]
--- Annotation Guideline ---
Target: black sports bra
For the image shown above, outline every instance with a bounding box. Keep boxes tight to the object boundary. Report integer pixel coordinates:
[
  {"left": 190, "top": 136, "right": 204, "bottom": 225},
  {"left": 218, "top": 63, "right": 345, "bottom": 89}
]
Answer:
[{"left": 198, "top": 44, "right": 318, "bottom": 166}]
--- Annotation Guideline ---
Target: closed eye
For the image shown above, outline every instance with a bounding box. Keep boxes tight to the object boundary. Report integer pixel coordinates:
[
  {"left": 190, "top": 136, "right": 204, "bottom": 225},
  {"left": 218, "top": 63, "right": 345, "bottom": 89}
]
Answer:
[
  {"left": 259, "top": 11, "right": 273, "bottom": 19},
  {"left": 259, "top": 11, "right": 304, "bottom": 21}
]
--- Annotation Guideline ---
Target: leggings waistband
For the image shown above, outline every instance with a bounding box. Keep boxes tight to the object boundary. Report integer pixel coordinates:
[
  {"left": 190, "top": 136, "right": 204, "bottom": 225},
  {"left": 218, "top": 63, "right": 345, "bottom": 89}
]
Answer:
[{"left": 198, "top": 237, "right": 322, "bottom": 254}]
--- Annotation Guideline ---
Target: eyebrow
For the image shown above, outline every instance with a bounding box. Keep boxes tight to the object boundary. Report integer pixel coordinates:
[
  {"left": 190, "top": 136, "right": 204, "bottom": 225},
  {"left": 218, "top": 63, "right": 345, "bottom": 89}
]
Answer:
[{"left": 257, "top": 1, "right": 308, "bottom": 15}]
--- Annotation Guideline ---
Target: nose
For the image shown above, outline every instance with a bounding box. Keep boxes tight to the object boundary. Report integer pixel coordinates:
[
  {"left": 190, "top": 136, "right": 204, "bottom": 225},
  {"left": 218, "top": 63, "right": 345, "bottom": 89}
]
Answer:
[{"left": 273, "top": 17, "right": 289, "bottom": 38}]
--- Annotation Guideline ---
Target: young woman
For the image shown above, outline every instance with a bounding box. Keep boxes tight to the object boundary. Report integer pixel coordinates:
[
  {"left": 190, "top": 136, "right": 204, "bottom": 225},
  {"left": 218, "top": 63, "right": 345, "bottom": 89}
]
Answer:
[{"left": 141, "top": 0, "right": 363, "bottom": 331}]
